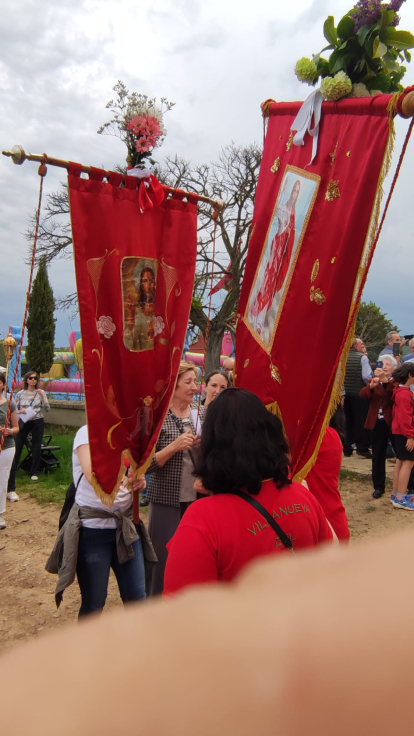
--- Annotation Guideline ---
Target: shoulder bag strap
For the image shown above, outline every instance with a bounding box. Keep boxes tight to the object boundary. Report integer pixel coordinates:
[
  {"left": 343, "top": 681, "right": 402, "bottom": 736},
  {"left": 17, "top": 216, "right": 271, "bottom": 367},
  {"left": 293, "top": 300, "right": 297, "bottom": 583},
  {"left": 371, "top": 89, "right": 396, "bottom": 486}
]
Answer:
[
  {"left": 231, "top": 489, "right": 294, "bottom": 553},
  {"left": 170, "top": 411, "right": 197, "bottom": 468},
  {"left": 76, "top": 472, "right": 84, "bottom": 489}
]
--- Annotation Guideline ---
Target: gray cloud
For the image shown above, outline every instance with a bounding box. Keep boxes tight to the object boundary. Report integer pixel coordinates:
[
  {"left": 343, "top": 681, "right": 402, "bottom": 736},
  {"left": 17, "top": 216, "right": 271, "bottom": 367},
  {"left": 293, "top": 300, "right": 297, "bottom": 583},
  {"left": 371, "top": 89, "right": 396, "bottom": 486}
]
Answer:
[{"left": 1, "top": 0, "right": 413, "bottom": 345}]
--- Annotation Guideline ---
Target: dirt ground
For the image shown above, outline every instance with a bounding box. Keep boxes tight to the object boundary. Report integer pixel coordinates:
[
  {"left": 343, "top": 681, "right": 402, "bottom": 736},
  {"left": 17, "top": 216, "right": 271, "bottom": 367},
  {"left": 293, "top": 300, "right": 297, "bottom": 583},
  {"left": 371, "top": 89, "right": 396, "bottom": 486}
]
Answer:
[{"left": 1, "top": 476, "right": 414, "bottom": 655}]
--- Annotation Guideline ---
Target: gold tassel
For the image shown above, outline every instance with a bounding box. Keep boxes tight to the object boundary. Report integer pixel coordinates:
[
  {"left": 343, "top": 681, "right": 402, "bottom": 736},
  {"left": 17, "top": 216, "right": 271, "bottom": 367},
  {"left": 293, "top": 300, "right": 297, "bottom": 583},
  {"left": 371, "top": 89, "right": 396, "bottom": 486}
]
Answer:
[{"left": 387, "top": 92, "right": 400, "bottom": 124}]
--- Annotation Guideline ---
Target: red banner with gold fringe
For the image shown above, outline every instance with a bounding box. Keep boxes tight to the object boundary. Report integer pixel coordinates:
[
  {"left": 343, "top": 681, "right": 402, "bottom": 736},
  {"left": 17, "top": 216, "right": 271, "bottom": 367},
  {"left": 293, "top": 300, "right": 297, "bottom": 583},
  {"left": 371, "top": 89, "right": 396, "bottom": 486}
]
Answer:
[
  {"left": 68, "top": 165, "right": 198, "bottom": 503},
  {"left": 236, "top": 95, "right": 397, "bottom": 480}
]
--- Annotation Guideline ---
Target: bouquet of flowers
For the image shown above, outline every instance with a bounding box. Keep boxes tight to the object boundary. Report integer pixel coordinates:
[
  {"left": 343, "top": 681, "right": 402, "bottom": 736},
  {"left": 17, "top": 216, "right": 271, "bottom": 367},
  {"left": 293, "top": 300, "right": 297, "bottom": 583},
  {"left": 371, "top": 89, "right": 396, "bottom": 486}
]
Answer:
[
  {"left": 294, "top": 0, "right": 414, "bottom": 101},
  {"left": 98, "top": 81, "right": 175, "bottom": 168}
]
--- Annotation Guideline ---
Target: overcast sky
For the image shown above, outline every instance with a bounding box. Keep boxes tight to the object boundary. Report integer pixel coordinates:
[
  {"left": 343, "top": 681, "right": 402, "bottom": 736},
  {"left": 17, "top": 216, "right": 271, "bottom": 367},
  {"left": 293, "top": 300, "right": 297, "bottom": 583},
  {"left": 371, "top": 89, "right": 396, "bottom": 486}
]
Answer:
[{"left": 1, "top": 0, "right": 414, "bottom": 346}]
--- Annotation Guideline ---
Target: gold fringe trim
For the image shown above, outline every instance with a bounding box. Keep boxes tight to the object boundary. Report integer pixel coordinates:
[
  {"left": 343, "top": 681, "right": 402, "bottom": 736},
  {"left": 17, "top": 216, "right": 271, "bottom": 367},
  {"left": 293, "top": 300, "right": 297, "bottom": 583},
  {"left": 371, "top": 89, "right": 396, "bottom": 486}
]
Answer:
[
  {"left": 293, "top": 111, "right": 396, "bottom": 482},
  {"left": 265, "top": 400, "right": 282, "bottom": 419},
  {"left": 387, "top": 92, "right": 400, "bottom": 123},
  {"left": 130, "top": 445, "right": 156, "bottom": 481},
  {"left": 265, "top": 400, "right": 289, "bottom": 444},
  {"left": 293, "top": 310, "right": 358, "bottom": 483},
  {"left": 90, "top": 445, "right": 156, "bottom": 507}
]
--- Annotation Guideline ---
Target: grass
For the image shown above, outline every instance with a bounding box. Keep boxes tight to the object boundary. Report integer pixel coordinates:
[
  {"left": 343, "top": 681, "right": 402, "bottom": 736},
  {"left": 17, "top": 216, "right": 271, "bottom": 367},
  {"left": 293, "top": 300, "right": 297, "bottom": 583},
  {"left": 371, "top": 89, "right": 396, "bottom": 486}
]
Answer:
[
  {"left": 15, "top": 424, "right": 150, "bottom": 513},
  {"left": 15, "top": 425, "right": 75, "bottom": 504}
]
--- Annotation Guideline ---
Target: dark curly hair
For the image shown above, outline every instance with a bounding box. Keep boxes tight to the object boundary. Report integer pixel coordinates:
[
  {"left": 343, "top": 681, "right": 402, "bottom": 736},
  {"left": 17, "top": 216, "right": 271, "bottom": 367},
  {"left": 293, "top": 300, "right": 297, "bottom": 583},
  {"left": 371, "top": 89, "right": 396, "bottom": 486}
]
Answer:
[
  {"left": 393, "top": 362, "right": 414, "bottom": 385},
  {"left": 194, "top": 388, "right": 291, "bottom": 495}
]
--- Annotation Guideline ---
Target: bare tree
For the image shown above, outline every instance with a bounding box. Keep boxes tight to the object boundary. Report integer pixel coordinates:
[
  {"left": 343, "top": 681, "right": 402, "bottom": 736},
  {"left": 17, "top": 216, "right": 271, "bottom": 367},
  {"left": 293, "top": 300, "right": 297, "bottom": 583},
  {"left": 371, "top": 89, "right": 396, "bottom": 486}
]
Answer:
[
  {"left": 155, "top": 143, "right": 262, "bottom": 372},
  {"left": 27, "top": 141, "right": 262, "bottom": 370}
]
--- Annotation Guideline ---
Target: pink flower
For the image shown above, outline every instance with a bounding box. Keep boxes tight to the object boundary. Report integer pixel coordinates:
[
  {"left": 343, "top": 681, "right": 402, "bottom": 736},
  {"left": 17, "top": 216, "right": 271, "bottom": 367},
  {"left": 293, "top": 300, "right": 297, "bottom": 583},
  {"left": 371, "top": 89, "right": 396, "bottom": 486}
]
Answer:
[
  {"left": 127, "top": 114, "right": 162, "bottom": 153},
  {"left": 96, "top": 315, "right": 116, "bottom": 339},
  {"left": 136, "top": 137, "right": 151, "bottom": 152},
  {"left": 154, "top": 316, "right": 165, "bottom": 336}
]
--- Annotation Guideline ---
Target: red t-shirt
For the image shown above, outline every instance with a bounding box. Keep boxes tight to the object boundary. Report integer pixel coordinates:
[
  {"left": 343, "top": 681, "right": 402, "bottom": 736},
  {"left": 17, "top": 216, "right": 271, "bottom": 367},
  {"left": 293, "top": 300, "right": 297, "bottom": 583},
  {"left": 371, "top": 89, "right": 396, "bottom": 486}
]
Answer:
[
  {"left": 305, "top": 427, "right": 350, "bottom": 543},
  {"left": 164, "top": 480, "right": 333, "bottom": 595},
  {"left": 392, "top": 385, "right": 414, "bottom": 438}
]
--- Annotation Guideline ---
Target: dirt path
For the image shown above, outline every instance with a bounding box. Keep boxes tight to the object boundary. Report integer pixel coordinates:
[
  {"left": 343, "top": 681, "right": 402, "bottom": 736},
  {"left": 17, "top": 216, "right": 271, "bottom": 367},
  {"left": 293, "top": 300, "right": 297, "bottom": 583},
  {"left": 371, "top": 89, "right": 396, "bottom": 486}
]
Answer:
[
  {"left": 1, "top": 478, "right": 414, "bottom": 655},
  {"left": 0, "top": 498, "right": 148, "bottom": 654}
]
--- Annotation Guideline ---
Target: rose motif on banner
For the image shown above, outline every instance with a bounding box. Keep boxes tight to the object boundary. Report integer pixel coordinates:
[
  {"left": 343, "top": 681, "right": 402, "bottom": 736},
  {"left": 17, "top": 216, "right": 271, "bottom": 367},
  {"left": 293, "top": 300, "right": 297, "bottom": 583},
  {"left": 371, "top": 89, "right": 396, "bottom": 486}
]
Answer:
[
  {"left": 154, "top": 316, "right": 165, "bottom": 336},
  {"left": 97, "top": 315, "right": 116, "bottom": 339}
]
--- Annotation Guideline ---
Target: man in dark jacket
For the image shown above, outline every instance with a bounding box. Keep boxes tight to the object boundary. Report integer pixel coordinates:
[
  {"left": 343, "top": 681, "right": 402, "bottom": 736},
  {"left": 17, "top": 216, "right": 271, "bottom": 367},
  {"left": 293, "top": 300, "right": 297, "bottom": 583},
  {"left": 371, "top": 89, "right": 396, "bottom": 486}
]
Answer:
[
  {"left": 343, "top": 337, "right": 372, "bottom": 458},
  {"left": 360, "top": 355, "right": 396, "bottom": 498}
]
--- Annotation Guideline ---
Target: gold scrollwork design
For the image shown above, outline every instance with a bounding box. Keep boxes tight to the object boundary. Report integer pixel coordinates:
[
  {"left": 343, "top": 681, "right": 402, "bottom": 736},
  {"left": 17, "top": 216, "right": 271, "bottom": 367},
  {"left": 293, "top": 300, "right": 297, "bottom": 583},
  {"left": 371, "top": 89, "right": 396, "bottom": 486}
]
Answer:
[
  {"left": 286, "top": 131, "right": 293, "bottom": 152},
  {"left": 243, "top": 359, "right": 249, "bottom": 368},
  {"left": 270, "top": 157, "right": 281, "bottom": 174},
  {"left": 270, "top": 363, "right": 281, "bottom": 384},
  {"left": 329, "top": 141, "right": 338, "bottom": 166},
  {"left": 325, "top": 180, "right": 340, "bottom": 202},
  {"left": 310, "top": 286, "right": 326, "bottom": 305},
  {"left": 310, "top": 259, "right": 319, "bottom": 283}
]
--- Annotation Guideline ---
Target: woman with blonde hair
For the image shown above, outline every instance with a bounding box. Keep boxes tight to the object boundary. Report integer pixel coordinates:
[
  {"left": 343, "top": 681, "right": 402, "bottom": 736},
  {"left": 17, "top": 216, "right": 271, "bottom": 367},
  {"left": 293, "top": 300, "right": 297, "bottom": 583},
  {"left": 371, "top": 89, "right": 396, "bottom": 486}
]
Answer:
[{"left": 147, "top": 362, "right": 206, "bottom": 595}]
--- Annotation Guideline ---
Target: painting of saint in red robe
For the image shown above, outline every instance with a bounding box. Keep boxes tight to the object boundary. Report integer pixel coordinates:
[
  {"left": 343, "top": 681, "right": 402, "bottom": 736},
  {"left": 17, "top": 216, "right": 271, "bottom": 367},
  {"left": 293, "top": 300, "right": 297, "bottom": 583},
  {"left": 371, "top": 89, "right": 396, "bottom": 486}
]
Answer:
[{"left": 247, "top": 166, "right": 320, "bottom": 348}]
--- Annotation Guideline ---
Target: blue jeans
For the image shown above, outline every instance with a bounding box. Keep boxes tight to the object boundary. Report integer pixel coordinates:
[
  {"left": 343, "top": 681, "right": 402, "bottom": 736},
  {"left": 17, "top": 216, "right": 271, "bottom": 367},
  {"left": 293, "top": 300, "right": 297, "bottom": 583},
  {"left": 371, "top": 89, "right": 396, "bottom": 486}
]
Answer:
[{"left": 76, "top": 526, "right": 146, "bottom": 617}]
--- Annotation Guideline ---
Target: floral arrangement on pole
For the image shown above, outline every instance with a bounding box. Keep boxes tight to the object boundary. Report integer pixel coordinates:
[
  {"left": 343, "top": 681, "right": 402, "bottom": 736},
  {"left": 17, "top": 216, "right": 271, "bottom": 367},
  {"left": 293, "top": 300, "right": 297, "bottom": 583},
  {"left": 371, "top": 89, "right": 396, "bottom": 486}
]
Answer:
[
  {"left": 97, "top": 80, "right": 175, "bottom": 168},
  {"left": 294, "top": 1, "right": 414, "bottom": 102}
]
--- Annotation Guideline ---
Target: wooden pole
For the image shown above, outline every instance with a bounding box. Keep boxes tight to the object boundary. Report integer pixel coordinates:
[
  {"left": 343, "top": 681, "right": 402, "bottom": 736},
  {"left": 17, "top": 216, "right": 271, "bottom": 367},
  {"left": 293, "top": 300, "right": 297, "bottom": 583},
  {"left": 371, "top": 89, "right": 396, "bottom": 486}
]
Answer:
[
  {"left": 401, "top": 90, "right": 414, "bottom": 118},
  {"left": 1, "top": 146, "right": 224, "bottom": 211}
]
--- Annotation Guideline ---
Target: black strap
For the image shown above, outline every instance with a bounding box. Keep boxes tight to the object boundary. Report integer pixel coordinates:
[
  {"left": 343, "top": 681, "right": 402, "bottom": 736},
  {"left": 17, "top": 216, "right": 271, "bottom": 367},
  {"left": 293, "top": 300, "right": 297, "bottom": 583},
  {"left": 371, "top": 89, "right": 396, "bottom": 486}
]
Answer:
[
  {"left": 170, "top": 411, "right": 196, "bottom": 468},
  {"left": 231, "top": 489, "right": 294, "bottom": 553}
]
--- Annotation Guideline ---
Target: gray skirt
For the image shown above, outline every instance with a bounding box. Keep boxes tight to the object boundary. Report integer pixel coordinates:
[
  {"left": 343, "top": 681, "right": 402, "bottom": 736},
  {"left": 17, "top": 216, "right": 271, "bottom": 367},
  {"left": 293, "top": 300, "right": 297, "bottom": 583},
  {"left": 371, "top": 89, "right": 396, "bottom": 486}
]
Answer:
[{"left": 147, "top": 501, "right": 191, "bottom": 596}]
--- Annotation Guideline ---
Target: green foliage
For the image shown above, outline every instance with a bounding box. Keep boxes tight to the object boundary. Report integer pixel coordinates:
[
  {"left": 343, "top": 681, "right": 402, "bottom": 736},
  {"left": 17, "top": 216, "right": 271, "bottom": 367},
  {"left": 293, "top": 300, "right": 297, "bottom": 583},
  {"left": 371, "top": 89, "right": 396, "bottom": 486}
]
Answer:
[
  {"left": 297, "top": 4, "right": 414, "bottom": 98},
  {"left": 0, "top": 341, "right": 6, "bottom": 368},
  {"left": 14, "top": 427, "right": 74, "bottom": 503},
  {"left": 25, "top": 258, "right": 56, "bottom": 375},
  {"left": 356, "top": 300, "right": 398, "bottom": 359}
]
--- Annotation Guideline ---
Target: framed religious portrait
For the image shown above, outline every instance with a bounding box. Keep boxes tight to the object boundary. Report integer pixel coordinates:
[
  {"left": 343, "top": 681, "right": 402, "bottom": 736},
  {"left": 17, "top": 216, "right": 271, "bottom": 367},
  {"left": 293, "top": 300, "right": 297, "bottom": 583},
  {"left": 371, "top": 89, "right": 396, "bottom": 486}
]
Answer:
[
  {"left": 121, "top": 257, "right": 158, "bottom": 351},
  {"left": 245, "top": 165, "right": 320, "bottom": 350}
]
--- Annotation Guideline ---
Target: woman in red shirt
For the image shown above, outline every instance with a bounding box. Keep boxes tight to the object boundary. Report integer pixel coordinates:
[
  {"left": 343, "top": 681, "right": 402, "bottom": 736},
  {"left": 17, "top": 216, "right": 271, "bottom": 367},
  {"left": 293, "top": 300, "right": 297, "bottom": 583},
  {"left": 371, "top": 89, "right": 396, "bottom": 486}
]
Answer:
[
  {"left": 305, "top": 408, "right": 350, "bottom": 542},
  {"left": 164, "top": 388, "right": 333, "bottom": 595},
  {"left": 391, "top": 363, "right": 414, "bottom": 502}
]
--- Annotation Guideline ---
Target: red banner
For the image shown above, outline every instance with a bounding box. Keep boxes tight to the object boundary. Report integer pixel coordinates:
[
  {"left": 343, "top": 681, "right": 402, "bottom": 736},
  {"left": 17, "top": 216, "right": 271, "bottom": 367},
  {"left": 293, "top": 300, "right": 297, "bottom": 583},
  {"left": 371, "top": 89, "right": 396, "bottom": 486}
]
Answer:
[
  {"left": 236, "top": 95, "right": 396, "bottom": 479},
  {"left": 69, "top": 166, "right": 198, "bottom": 502}
]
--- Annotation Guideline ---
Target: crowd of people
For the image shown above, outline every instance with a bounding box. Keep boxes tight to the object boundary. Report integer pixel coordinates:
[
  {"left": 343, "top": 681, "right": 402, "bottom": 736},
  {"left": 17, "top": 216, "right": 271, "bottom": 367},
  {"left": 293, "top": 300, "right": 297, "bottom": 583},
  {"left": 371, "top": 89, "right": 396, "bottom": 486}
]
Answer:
[
  {"left": 344, "top": 331, "right": 414, "bottom": 506},
  {"left": 0, "top": 329, "right": 413, "bottom": 613},
  {"left": 44, "top": 360, "right": 344, "bottom": 610}
]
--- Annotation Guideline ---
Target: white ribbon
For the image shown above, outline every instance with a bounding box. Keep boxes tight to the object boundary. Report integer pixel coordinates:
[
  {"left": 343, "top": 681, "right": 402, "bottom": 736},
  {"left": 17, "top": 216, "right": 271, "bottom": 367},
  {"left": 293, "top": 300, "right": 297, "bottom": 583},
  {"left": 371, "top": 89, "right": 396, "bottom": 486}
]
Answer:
[
  {"left": 126, "top": 167, "right": 152, "bottom": 179},
  {"left": 291, "top": 89, "right": 323, "bottom": 165}
]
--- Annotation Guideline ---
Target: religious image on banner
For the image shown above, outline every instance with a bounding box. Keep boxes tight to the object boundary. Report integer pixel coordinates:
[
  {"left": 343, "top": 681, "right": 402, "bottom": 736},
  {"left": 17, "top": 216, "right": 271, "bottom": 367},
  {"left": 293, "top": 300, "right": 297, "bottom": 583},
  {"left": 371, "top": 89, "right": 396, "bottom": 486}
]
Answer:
[
  {"left": 246, "top": 165, "right": 320, "bottom": 348},
  {"left": 121, "top": 257, "right": 159, "bottom": 352}
]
